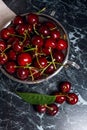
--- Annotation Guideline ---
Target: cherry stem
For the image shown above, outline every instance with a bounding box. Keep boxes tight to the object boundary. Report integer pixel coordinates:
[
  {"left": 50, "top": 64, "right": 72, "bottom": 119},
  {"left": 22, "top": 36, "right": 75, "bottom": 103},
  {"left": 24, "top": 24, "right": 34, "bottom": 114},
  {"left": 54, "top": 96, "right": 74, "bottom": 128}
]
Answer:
[
  {"left": 2, "top": 45, "right": 11, "bottom": 53},
  {"left": 40, "top": 62, "right": 52, "bottom": 74},
  {"left": 45, "top": 104, "right": 53, "bottom": 111},
  {"left": 33, "top": 24, "right": 40, "bottom": 35},
  {"left": 24, "top": 47, "right": 36, "bottom": 52},
  {"left": 50, "top": 48, "right": 56, "bottom": 69},
  {"left": 10, "top": 34, "right": 24, "bottom": 39},
  {"left": 35, "top": 46, "right": 43, "bottom": 68},
  {"left": 29, "top": 68, "right": 34, "bottom": 81},
  {"left": 36, "top": 7, "right": 46, "bottom": 14}
]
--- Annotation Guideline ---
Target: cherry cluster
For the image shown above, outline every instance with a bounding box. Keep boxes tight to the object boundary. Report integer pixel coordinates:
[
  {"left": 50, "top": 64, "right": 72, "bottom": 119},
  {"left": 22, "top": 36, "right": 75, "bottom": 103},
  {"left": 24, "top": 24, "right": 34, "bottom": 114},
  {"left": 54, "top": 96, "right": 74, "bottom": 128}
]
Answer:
[
  {"left": 0, "top": 13, "right": 68, "bottom": 81},
  {"left": 35, "top": 81, "right": 78, "bottom": 116}
]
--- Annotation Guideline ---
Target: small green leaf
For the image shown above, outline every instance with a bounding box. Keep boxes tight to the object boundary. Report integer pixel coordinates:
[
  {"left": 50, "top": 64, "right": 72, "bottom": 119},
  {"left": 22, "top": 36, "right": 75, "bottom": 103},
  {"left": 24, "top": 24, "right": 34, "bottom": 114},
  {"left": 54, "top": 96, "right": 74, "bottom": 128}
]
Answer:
[{"left": 16, "top": 92, "right": 56, "bottom": 105}]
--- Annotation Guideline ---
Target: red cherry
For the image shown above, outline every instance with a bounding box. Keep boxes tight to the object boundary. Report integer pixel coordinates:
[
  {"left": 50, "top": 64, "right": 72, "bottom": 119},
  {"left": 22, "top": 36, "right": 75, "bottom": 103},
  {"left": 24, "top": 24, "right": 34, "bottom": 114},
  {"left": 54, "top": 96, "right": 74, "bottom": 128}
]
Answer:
[
  {"left": 53, "top": 92, "right": 66, "bottom": 104},
  {"left": 17, "top": 68, "right": 29, "bottom": 80},
  {"left": 5, "top": 61, "right": 16, "bottom": 74},
  {"left": 32, "top": 35, "right": 44, "bottom": 47},
  {"left": 66, "top": 93, "right": 78, "bottom": 105},
  {"left": 51, "top": 29, "right": 60, "bottom": 40},
  {"left": 26, "top": 13, "right": 39, "bottom": 25},
  {"left": 16, "top": 24, "right": 28, "bottom": 35},
  {"left": 29, "top": 67, "right": 41, "bottom": 80},
  {"left": 7, "top": 26, "right": 15, "bottom": 35},
  {"left": 0, "top": 28, "right": 10, "bottom": 40},
  {"left": 45, "top": 38, "right": 56, "bottom": 49},
  {"left": 60, "top": 81, "right": 71, "bottom": 93},
  {"left": 53, "top": 50, "right": 65, "bottom": 63},
  {"left": 7, "top": 50, "right": 16, "bottom": 61},
  {"left": 0, "top": 26, "right": 15, "bottom": 40},
  {"left": 34, "top": 56, "right": 47, "bottom": 69},
  {"left": 12, "top": 39, "right": 23, "bottom": 52},
  {"left": 56, "top": 39, "right": 68, "bottom": 51},
  {"left": 36, "top": 104, "right": 46, "bottom": 113},
  {"left": 42, "top": 47, "right": 52, "bottom": 56},
  {"left": 46, "top": 21, "right": 56, "bottom": 30},
  {"left": 0, "top": 53, "right": 8, "bottom": 65},
  {"left": 0, "top": 40, "right": 6, "bottom": 52},
  {"left": 45, "top": 64, "right": 55, "bottom": 74},
  {"left": 13, "top": 15, "right": 23, "bottom": 25},
  {"left": 39, "top": 25, "right": 50, "bottom": 36},
  {"left": 46, "top": 104, "right": 59, "bottom": 116},
  {"left": 17, "top": 52, "right": 32, "bottom": 66}
]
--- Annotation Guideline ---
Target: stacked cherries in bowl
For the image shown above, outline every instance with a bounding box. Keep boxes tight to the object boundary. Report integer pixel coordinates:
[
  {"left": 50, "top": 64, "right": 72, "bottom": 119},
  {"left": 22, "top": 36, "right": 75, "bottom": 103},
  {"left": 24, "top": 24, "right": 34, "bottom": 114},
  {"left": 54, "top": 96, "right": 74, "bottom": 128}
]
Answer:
[{"left": 0, "top": 13, "right": 69, "bottom": 84}]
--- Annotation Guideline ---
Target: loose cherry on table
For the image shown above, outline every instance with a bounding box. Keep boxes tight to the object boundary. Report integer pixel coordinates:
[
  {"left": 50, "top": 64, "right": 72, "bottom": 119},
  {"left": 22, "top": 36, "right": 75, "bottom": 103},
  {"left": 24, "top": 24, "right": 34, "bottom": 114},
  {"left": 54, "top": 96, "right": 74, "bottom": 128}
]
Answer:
[
  {"left": 53, "top": 91, "right": 66, "bottom": 104},
  {"left": 59, "top": 81, "right": 71, "bottom": 93},
  {"left": 36, "top": 104, "right": 47, "bottom": 113},
  {"left": 36, "top": 104, "right": 59, "bottom": 116},
  {"left": 46, "top": 104, "right": 59, "bottom": 116},
  {"left": 66, "top": 93, "right": 78, "bottom": 105}
]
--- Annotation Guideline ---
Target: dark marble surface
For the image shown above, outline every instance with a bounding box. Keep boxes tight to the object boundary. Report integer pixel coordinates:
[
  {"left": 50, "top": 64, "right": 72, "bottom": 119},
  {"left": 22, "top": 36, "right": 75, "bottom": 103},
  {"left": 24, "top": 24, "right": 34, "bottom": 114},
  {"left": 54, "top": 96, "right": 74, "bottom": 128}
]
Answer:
[{"left": 0, "top": 0, "right": 87, "bottom": 130}]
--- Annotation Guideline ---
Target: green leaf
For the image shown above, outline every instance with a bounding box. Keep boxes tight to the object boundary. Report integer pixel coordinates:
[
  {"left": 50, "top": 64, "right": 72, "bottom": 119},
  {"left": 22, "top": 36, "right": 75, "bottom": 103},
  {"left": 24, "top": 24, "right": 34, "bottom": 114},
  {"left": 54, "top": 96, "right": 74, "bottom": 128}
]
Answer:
[{"left": 16, "top": 92, "right": 56, "bottom": 105}]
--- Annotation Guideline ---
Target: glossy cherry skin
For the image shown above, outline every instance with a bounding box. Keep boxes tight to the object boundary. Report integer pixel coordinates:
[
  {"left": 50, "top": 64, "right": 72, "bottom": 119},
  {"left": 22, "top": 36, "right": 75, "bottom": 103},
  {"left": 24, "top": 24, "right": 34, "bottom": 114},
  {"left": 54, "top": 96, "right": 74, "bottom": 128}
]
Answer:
[
  {"left": 45, "top": 38, "right": 56, "bottom": 49},
  {"left": 32, "top": 35, "right": 44, "bottom": 47},
  {"left": 0, "top": 28, "right": 10, "bottom": 40},
  {"left": 53, "top": 50, "right": 65, "bottom": 63},
  {"left": 17, "top": 52, "right": 32, "bottom": 66},
  {"left": 16, "top": 24, "right": 28, "bottom": 35},
  {"left": 26, "top": 13, "right": 39, "bottom": 25},
  {"left": 46, "top": 21, "right": 56, "bottom": 30},
  {"left": 0, "top": 27, "right": 15, "bottom": 40},
  {"left": 53, "top": 92, "right": 66, "bottom": 104},
  {"left": 0, "top": 40, "right": 6, "bottom": 52},
  {"left": 0, "top": 53, "right": 8, "bottom": 65},
  {"left": 60, "top": 81, "right": 71, "bottom": 93},
  {"left": 51, "top": 29, "right": 60, "bottom": 40},
  {"left": 36, "top": 105, "right": 46, "bottom": 113},
  {"left": 7, "top": 26, "right": 15, "bottom": 35},
  {"left": 12, "top": 40, "right": 23, "bottom": 52},
  {"left": 5, "top": 61, "right": 16, "bottom": 74},
  {"left": 13, "top": 15, "right": 23, "bottom": 25},
  {"left": 45, "top": 63, "right": 55, "bottom": 74},
  {"left": 17, "top": 68, "right": 29, "bottom": 80},
  {"left": 39, "top": 25, "right": 50, "bottom": 36},
  {"left": 56, "top": 39, "right": 68, "bottom": 51},
  {"left": 46, "top": 104, "right": 59, "bottom": 116},
  {"left": 34, "top": 56, "right": 48, "bottom": 69},
  {"left": 66, "top": 93, "right": 78, "bottom": 105}
]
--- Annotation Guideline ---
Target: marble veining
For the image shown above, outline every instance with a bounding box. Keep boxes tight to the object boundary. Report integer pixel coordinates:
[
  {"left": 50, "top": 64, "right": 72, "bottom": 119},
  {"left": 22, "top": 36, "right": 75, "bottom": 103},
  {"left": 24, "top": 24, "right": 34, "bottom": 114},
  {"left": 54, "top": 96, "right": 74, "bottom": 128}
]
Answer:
[{"left": 0, "top": 0, "right": 87, "bottom": 130}]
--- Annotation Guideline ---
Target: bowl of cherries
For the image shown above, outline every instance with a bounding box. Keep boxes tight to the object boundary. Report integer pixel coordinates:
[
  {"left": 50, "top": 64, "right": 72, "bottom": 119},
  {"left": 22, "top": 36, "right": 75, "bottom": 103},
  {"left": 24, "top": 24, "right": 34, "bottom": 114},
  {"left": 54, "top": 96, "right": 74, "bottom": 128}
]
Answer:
[{"left": 0, "top": 13, "right": 74, "bottom": 84}]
